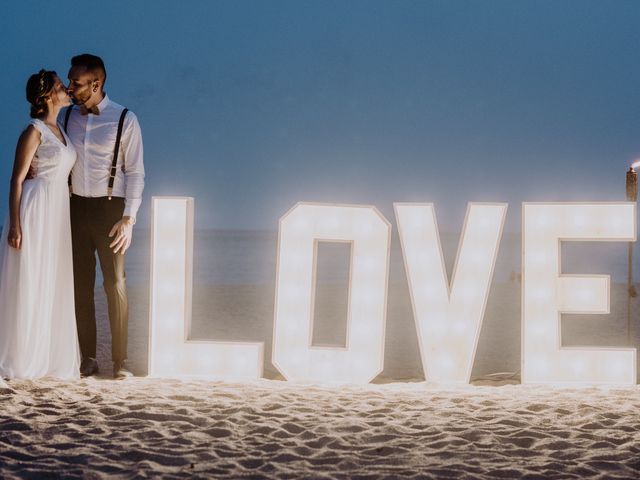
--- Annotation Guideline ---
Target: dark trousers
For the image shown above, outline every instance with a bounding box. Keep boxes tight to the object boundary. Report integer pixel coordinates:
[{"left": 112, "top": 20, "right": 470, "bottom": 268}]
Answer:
[{"left": 70, "top": 195, "right": 128, "bottom": 363}]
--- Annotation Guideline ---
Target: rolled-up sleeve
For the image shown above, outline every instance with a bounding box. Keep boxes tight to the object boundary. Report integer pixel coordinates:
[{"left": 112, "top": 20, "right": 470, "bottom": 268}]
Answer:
[{"left": 121, "top": 112, "right": 145, "bottom": 219}]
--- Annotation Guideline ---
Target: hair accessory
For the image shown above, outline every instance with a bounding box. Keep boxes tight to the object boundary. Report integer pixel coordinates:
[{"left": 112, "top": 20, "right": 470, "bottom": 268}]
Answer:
[{"left": 38, "top": 69, "right": 46, "bottom": 94}]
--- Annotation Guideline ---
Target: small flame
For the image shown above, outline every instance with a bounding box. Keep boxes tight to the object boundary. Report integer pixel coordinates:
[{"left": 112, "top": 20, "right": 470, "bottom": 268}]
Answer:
[{"left": 632, "top": 160, "right": 640, "bottom": 171}]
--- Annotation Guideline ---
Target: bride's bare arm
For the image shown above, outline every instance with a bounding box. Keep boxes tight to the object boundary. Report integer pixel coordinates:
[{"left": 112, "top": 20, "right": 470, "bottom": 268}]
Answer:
[{"left": 8, "top": 126, "right": 40, "bottom": 249}]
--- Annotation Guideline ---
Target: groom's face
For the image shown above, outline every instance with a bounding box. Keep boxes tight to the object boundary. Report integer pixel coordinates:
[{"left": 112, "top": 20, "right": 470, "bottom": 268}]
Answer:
[{"left": 67, "top": 66, "right": 98, "bottom": 105}]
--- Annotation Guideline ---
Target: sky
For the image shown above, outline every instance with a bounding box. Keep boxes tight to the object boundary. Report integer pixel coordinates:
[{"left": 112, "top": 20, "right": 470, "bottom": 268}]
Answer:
[{"left": 0, "top": 0, "right": 639, "bottom": 232}]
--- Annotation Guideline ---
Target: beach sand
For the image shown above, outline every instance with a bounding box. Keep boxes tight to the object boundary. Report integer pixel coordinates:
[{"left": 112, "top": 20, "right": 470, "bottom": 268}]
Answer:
[
  {"left": 1, "top": 279, "right": 640, "bottom": 478},
  {"left": 1, "top": 378, "right": 639, "bottom": 478}
]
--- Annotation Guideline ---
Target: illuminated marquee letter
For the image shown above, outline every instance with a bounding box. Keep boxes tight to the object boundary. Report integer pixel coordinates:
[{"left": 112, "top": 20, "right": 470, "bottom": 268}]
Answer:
[
  {"left": 149, "top": 197, "right": 263, "bottom": 379},
  {"left": 395, "top": 203, "right": 507, "bottom": 383},
  {"left": 273, "top": 203, "right": 391, "bottom": 383},
  {"left": 522, "top": 203, "right": 636, "bottom": 384}
]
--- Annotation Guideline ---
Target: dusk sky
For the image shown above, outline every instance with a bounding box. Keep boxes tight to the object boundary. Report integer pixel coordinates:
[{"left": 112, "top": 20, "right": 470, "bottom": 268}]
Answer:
[{"left": 1, "top": 0, "right": 639, "bottom": 232}]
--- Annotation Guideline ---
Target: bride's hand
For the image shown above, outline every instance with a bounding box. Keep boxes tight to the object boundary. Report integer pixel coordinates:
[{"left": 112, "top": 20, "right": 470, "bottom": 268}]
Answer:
[{"left": 8, "top": 225, "right": 21, "bottom": 250}]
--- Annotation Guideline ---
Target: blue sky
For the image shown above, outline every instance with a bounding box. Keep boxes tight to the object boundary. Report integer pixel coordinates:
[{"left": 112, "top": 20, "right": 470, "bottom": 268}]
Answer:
[{"left": 1, "top": 0, "right": 639, "bottom": 231}]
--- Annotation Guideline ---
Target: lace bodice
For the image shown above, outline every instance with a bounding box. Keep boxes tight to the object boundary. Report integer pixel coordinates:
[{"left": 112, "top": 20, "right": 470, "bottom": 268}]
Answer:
[{"left": 29, "top": 119, "right": 76, "bottom": 182}]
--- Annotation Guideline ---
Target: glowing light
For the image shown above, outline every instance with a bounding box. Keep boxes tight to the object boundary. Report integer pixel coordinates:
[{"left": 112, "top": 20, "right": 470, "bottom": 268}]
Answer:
[
  {"left": 631, "top": 160, "right": 640, "bottom": 170},
  {"left": 395, "top": 203, "right": 507, "bottom": 383},
  {"left": 149, "top": 197, "right": 263, "bottom": 379},
  {"left": 522, "top": 203, "right": 637, "bottom": 385},
  {"left": 273, "top": 203, "right": 391, "bottom": 384}
]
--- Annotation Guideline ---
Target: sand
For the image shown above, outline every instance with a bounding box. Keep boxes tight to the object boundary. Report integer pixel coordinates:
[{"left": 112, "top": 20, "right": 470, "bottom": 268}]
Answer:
[{"left": 1, "top": 378, "right": 639, "bottom": 479}]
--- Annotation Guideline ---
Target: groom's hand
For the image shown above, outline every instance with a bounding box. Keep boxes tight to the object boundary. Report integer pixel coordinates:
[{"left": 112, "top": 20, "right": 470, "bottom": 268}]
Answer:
[{"left": 109, "top": 216, "right": 135, "bottom": 254}]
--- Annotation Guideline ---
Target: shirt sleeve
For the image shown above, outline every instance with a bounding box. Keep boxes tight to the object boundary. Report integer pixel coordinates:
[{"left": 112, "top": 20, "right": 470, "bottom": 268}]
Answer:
[{"left": 121, "top": 112, "right": 145, "bottom": 219}]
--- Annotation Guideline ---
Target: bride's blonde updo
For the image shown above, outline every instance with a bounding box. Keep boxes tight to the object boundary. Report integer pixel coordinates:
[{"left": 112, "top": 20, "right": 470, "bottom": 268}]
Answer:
[{"left": 26, "top": 69, "right": 57, "bottom": 119}]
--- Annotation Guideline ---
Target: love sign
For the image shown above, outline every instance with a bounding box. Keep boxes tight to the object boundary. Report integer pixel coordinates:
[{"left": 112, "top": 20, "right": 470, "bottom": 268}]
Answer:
[{"left": 148, "top": 198, "right": 637, "bottom": 385}]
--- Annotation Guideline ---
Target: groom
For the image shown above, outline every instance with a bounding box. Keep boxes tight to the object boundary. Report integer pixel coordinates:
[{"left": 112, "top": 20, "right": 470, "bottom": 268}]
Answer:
[{"left": 63, "top": 54, "right": 145, "bottom": 379}]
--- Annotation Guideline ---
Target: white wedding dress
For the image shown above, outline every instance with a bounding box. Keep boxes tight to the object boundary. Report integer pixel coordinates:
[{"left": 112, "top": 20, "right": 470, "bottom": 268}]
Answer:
[{"left": 0, "top": 119, "right": 80, "bottom": 379}]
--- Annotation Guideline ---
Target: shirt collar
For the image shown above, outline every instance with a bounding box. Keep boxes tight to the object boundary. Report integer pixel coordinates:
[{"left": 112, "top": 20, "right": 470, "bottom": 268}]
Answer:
[{"left": 95, "top": 93, "right": 110, "bottom": 113}]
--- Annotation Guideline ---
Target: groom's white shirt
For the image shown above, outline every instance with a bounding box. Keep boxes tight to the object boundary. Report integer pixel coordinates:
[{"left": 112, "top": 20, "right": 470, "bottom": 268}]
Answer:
[{"left": 62, "top": 94, "right": 145, "bottom": 219}]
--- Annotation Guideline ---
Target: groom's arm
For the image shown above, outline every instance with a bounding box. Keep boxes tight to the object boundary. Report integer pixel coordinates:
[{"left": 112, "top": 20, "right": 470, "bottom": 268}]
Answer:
[
  {"left": 121, "top": 112, "right": 145, "bottom": 219},
  {"left": 109, "top": 112, "right": 144, "bottom": 254}
]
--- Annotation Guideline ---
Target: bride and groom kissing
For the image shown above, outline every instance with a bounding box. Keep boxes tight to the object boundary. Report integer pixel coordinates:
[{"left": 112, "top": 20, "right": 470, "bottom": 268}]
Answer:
[{"left": 0, "top": 54, "right": 145, "bottom": 381}]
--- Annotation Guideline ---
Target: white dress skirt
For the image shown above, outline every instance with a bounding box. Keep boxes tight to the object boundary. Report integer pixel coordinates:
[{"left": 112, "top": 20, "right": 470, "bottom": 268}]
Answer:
[{"left": 0, "top": 119, "right": 81, "bottom": 379}]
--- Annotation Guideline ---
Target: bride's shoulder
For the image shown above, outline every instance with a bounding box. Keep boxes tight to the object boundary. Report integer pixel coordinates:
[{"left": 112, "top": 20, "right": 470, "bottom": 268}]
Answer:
[
  {"left": 26, "top": 118, "right": 46, "bottom": 136},
  {"left": 17, "top": 121, "right": 43, "bottom": 147}
]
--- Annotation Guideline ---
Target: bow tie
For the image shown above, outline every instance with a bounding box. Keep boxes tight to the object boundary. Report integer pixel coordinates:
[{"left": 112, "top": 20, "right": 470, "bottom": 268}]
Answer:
[{"left": 79, "top": 105, "right": 100, "bottom": 116}]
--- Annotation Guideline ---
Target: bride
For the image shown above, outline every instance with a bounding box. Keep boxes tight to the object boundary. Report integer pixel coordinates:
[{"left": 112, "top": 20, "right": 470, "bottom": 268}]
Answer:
[{"left": 0, "top": 69, "right": 80, "bottom": 379}]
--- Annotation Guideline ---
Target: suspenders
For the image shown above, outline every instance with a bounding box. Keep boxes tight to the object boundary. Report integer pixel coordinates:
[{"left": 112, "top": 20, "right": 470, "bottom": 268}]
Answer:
[{"left": 64, "top": 106, "right": 129, "bottom": 200}]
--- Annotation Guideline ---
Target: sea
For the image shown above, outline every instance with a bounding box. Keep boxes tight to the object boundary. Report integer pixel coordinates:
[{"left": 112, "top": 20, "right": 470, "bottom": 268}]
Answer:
[
  {"left": 123, "top": 229, "right": 639, "bottom": 378},
  {"left": 124, "top": 229, "right": 637, "bottom": 287}
]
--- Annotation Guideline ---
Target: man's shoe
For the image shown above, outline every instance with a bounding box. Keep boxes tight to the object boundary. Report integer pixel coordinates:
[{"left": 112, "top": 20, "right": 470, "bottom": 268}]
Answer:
[
  {"left": 80, "top": 357, "right": 99, "bottom": 377},
  {"left": 113, "top": 361, "right": 133, "bottom": 380}
]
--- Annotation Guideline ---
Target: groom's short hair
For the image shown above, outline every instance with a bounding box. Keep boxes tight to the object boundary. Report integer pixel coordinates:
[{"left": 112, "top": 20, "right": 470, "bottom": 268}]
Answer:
[{"left": 71, "top": 54, "right": 107, "bottom": 84}]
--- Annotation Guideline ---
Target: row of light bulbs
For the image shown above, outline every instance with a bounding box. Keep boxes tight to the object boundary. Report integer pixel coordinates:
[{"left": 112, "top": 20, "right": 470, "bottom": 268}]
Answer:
[{"left": 149, "top": 198, "right": 637, "bottom": 386}]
